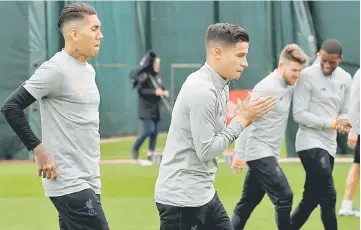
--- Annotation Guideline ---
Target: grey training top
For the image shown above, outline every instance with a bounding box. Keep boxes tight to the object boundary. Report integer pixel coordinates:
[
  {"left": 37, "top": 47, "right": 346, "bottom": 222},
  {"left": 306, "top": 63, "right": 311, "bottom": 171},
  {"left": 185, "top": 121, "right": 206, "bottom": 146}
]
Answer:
[
  {"left": 235, "top": 69, "right": 293, "bottom": 162},
  {"left": 293, "top": 63, "right": 352, "bottom": 157},
  {"left": 349, "top": 69, "right": 360, "bottom": 137},
  {"left": 23, "top": 50, "right": 101, "bottom": 197},
  {"left": 154, "top": 62, "right": 245, "bottom": 207}
]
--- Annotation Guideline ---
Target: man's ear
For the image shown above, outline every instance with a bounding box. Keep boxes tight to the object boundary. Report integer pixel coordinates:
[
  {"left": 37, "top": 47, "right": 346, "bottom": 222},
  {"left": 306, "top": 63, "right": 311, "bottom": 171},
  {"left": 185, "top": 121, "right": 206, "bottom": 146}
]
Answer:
[
  {"left": 70, "top": 28, "right": 79, "bottom": 42},
  {"left": 214, "top": 47, "right": 223, "bottom": 60},
  {"left": 339, "top": 54, "right": 344, "bottom": 63}
]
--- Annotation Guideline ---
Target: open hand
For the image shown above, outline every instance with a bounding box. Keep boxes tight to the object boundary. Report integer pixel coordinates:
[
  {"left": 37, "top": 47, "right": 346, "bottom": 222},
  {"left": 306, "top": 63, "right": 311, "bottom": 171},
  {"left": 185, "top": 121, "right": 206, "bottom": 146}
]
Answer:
[
  {"left": 231, "top": 158, "right": 246, "bottom": 174},
  {"left": 235, "top": 91, "right": 277, "bottom": 126},
  {"left": 347, "top": 135, "right": 358, "bottom": 149}
]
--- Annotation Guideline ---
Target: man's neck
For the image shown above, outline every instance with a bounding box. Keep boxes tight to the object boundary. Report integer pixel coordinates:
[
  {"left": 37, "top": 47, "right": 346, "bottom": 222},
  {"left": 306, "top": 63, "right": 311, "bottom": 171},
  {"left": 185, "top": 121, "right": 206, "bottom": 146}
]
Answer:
[
  {"left": 206, "top": 58, "right": 227, "bottom": 80},
  {"left": 64, "top": 45, "right": 87, "bottom": 63},
  {"left": 277, "top": 68, "right": 289, "bottom": 86}
]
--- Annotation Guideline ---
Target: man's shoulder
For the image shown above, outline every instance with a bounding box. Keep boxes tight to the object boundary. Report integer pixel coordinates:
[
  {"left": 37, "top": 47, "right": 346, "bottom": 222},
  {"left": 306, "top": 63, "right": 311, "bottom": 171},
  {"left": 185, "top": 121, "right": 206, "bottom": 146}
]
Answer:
[
  {"left": 45, "top": 50, "right": 94, "bottom": 75},
  {"left": 36, "top": 52, "right": 65, "bottom": 75},
  {"left": 256, "top": 71, "right": 276, "bottom": 86},
  {"left": 86, "top": 63, "right": 96, "bottom": 74},
  {"left": 176, "top": 71, "right": 217, "bottom": 108},
  {"left": 301, "top": 64, "right": 318, "bottom": 76},
  {"left": 31, "top": 61, "right": 63, "bottom": 81},
  {"left": 352, "top": 69, "right": 360, "bottom": 84},
  {"left": 298, "top": 65, "right": 318, "bottom": 83},
  {"left": 253, "top": 71, "right": 279, "bottom": 92},
  {"left": 183, "top": 69, "right": 215, "bottom": 93},
  {"left": 334, "top": 66, "right": 352, "bottom": 81},
  {"left": 354, "top": 69, "right": 360, "bottom": 78}
]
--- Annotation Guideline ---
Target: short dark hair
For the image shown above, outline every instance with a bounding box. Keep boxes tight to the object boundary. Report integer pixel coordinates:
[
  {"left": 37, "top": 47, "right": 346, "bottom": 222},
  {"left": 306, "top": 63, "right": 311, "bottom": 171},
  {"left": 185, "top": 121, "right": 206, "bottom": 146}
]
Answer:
[
  {"left": 320, "top": 39, "right": 343, "bottom": 56},
  {"left": 57, "top": 2, "right": 97, "bottom": 32},
  {"left": 205, "top": 23, "right": 249, "bottom": 47}
]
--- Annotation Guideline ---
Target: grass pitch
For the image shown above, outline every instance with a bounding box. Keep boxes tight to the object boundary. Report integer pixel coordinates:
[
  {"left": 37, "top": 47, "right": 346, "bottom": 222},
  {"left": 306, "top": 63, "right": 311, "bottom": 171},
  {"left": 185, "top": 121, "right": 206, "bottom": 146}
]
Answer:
[{"left": 0, "top": 135, "right": 359, "bottom": 230}]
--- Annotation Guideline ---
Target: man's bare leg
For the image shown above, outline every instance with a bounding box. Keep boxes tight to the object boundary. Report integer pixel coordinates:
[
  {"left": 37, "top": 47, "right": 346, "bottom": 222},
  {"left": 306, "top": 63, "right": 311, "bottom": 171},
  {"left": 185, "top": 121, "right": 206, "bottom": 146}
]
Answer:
[{"left": 339, "top": 163, "right": 360, "bottom": 216}]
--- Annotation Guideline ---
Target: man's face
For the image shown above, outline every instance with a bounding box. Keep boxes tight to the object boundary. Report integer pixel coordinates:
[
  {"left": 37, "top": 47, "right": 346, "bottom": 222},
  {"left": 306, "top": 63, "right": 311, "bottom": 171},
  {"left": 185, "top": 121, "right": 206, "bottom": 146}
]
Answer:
[
  {"left": 216, "top": 41, "right": 249, "bottom": 80},
  {"left": 280, "top": 60, "right": 303, "bottom": 86},
  {"left": 153, "top": 58, "right": 161, "bottom": 73},
  {"left": 76, "top": 14, "right": 103, "bottom": 58},
  {"left": 319, "top": 50, "right": 342, "bottom": 76}
]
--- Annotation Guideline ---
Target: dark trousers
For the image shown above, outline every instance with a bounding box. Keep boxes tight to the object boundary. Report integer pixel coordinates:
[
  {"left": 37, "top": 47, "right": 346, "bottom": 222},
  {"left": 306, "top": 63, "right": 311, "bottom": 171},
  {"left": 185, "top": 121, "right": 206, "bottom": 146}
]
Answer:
[
  {"left": 337, "top": 133, "right": 352, "bottom": 155},
  {"left": 132, "top": 118, "right": 159, "bottom": 159},
  {"left": 156, "top": 193, "right": 233, "bottom": 230},
  {"left": 232, "top": 156, "right": 293, "bottom": 230},
  {"left": 354, "top": 135, "right": 360, "bottom": 164},
  {"left": 50, "top": 188, "right": 110, "bottom": 230},
  {"left": 291, "top": 148, "right": 337, "bottom": 230}
]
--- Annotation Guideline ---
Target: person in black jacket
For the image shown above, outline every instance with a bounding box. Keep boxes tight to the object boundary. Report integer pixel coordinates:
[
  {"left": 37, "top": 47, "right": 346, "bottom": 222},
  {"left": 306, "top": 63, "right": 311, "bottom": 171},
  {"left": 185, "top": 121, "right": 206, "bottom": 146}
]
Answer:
[{"left": 130, "top": 51, "right": 168, "bottom": 165}]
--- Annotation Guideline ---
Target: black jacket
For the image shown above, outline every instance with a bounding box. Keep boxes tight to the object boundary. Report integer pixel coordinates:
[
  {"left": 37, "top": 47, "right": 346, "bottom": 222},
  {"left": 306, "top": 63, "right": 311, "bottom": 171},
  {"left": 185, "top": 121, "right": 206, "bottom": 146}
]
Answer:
[{"left": 130, "top": 52, "right": 165, "bottom": 120}]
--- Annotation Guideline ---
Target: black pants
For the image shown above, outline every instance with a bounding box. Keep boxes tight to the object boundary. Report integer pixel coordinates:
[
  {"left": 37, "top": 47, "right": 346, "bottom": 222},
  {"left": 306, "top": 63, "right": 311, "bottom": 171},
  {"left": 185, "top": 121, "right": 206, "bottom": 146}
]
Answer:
[
  {"left": 156, "top": 193, "right": 232, "bottom": 230},
  {"left": 50, "top": 188, "right": 110, "bottom": 230},
  {"left": 336, "top": 133, "right": 352, "bottom": 155},
  {"left": 232, "top": 156, "right": 293, "bottom": 230},
  {"left": 354, "top": 135, "right": 360, "bottom": 164},
  {"left": 291, "top": 148, "right": 337, "bottom": 230}
]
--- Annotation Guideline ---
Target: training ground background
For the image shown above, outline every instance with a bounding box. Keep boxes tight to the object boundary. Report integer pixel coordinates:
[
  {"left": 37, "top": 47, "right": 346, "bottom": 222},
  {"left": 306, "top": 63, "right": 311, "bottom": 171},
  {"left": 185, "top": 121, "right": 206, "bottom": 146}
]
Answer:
[{"left": 0, "top": 134, "right": 359, "bottom": 230}]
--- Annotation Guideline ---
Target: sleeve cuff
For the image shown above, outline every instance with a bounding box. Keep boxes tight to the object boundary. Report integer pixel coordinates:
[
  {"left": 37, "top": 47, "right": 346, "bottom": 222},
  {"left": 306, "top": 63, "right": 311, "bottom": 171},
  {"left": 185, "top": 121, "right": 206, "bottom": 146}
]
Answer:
[
  {"left": 234, "top": 150, "right": 245, "bottom": 161},
  {"left": 23, "top": 84, "right": 41, "bottom": 100},
  {"left": 325, "top": 119, "right": 336, "bottom": 129},
  {"left": 228, "top": 117, "right": 246, "bottom": 135}
]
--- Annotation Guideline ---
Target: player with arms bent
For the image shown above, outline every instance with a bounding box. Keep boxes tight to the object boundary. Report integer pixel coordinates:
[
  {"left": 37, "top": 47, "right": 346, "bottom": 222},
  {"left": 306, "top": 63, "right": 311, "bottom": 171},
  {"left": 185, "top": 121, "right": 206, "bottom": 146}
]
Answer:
[
  {"left": 1, "top": 3, "right": 110, "bottom": 229},
  {"left": 154, "top": 23, "right": 277, "bottom": 230},
  {"left": 231, "top": 44, "right": 308, "bottom": 230},
  {"left": 291, "top": 39, "right": 352, "bottom": 230}
]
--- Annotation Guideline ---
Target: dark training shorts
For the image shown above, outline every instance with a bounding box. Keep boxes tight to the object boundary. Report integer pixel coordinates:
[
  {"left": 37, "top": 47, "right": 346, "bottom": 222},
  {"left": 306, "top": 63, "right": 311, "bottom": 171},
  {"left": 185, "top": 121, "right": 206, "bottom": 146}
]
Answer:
[
  {"left": 354, "top": 135, "right": 360, "bottom": 164},
  {"left": 156, "top": 193, "right": 233, "bottom": 230},
  {"left": 50, "top": 188, "right": 110, "bottom": 230}
]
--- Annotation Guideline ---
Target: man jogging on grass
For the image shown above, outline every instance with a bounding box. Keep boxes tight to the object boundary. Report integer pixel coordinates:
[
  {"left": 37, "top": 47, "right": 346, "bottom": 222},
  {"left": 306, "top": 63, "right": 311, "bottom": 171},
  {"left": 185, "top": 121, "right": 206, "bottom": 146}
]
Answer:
[
  {"left": 230, "top": 44, "right": 309, "bottom": 230},
  {"left": 154, "top": 23, "right": 277, "bottom": 230},
  {"left": 1, "top": 3, "right": 110, "bottom": 229},
  {"left": 339, "top": 68, "right": 360, "bottom": 217},
  {"left": 291, "top": 39, "right": 352, "bottom": 230}
]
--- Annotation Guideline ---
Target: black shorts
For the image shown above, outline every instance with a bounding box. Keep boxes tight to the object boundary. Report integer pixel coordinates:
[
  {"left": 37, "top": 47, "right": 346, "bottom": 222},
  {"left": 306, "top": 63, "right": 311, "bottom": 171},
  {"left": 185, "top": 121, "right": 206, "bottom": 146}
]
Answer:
[
  {"left": 50, "top": 188, "right": 110, "bottom": 230},
  {"left": 156, "top": 193, "right": 232, "bottom": 230},
  {"left": 354, "top": 135, "right": 360, "bottom": 164}
]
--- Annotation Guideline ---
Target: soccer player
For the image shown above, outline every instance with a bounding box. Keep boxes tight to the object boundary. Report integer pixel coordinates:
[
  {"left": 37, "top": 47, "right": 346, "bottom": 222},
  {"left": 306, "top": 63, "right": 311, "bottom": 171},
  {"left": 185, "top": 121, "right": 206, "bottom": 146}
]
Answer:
[
  {"left": 230, "top": 44, "right": 309, "bottom": 230},
  {"left": 339, "top": 68, "right": 360, "bottom": 217},
  {"left": 291, "top": 39, "right": 352, "bottom": 230},
  {"left": 0, "top": 3, "right": 110, "bottom": 230},
  {"left": 154, "top": 23, "right": 277, "bottom": 230}
]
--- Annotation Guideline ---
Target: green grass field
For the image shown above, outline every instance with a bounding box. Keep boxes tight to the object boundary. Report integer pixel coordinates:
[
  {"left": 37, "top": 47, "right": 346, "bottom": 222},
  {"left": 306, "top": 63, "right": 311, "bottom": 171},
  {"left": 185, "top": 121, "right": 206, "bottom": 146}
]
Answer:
[
  {"left": 99, "top": 134, "right": 287, "bottom": 160},
  {"left": 0, "top": 135, "right": 359, "bottom": 230}
]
